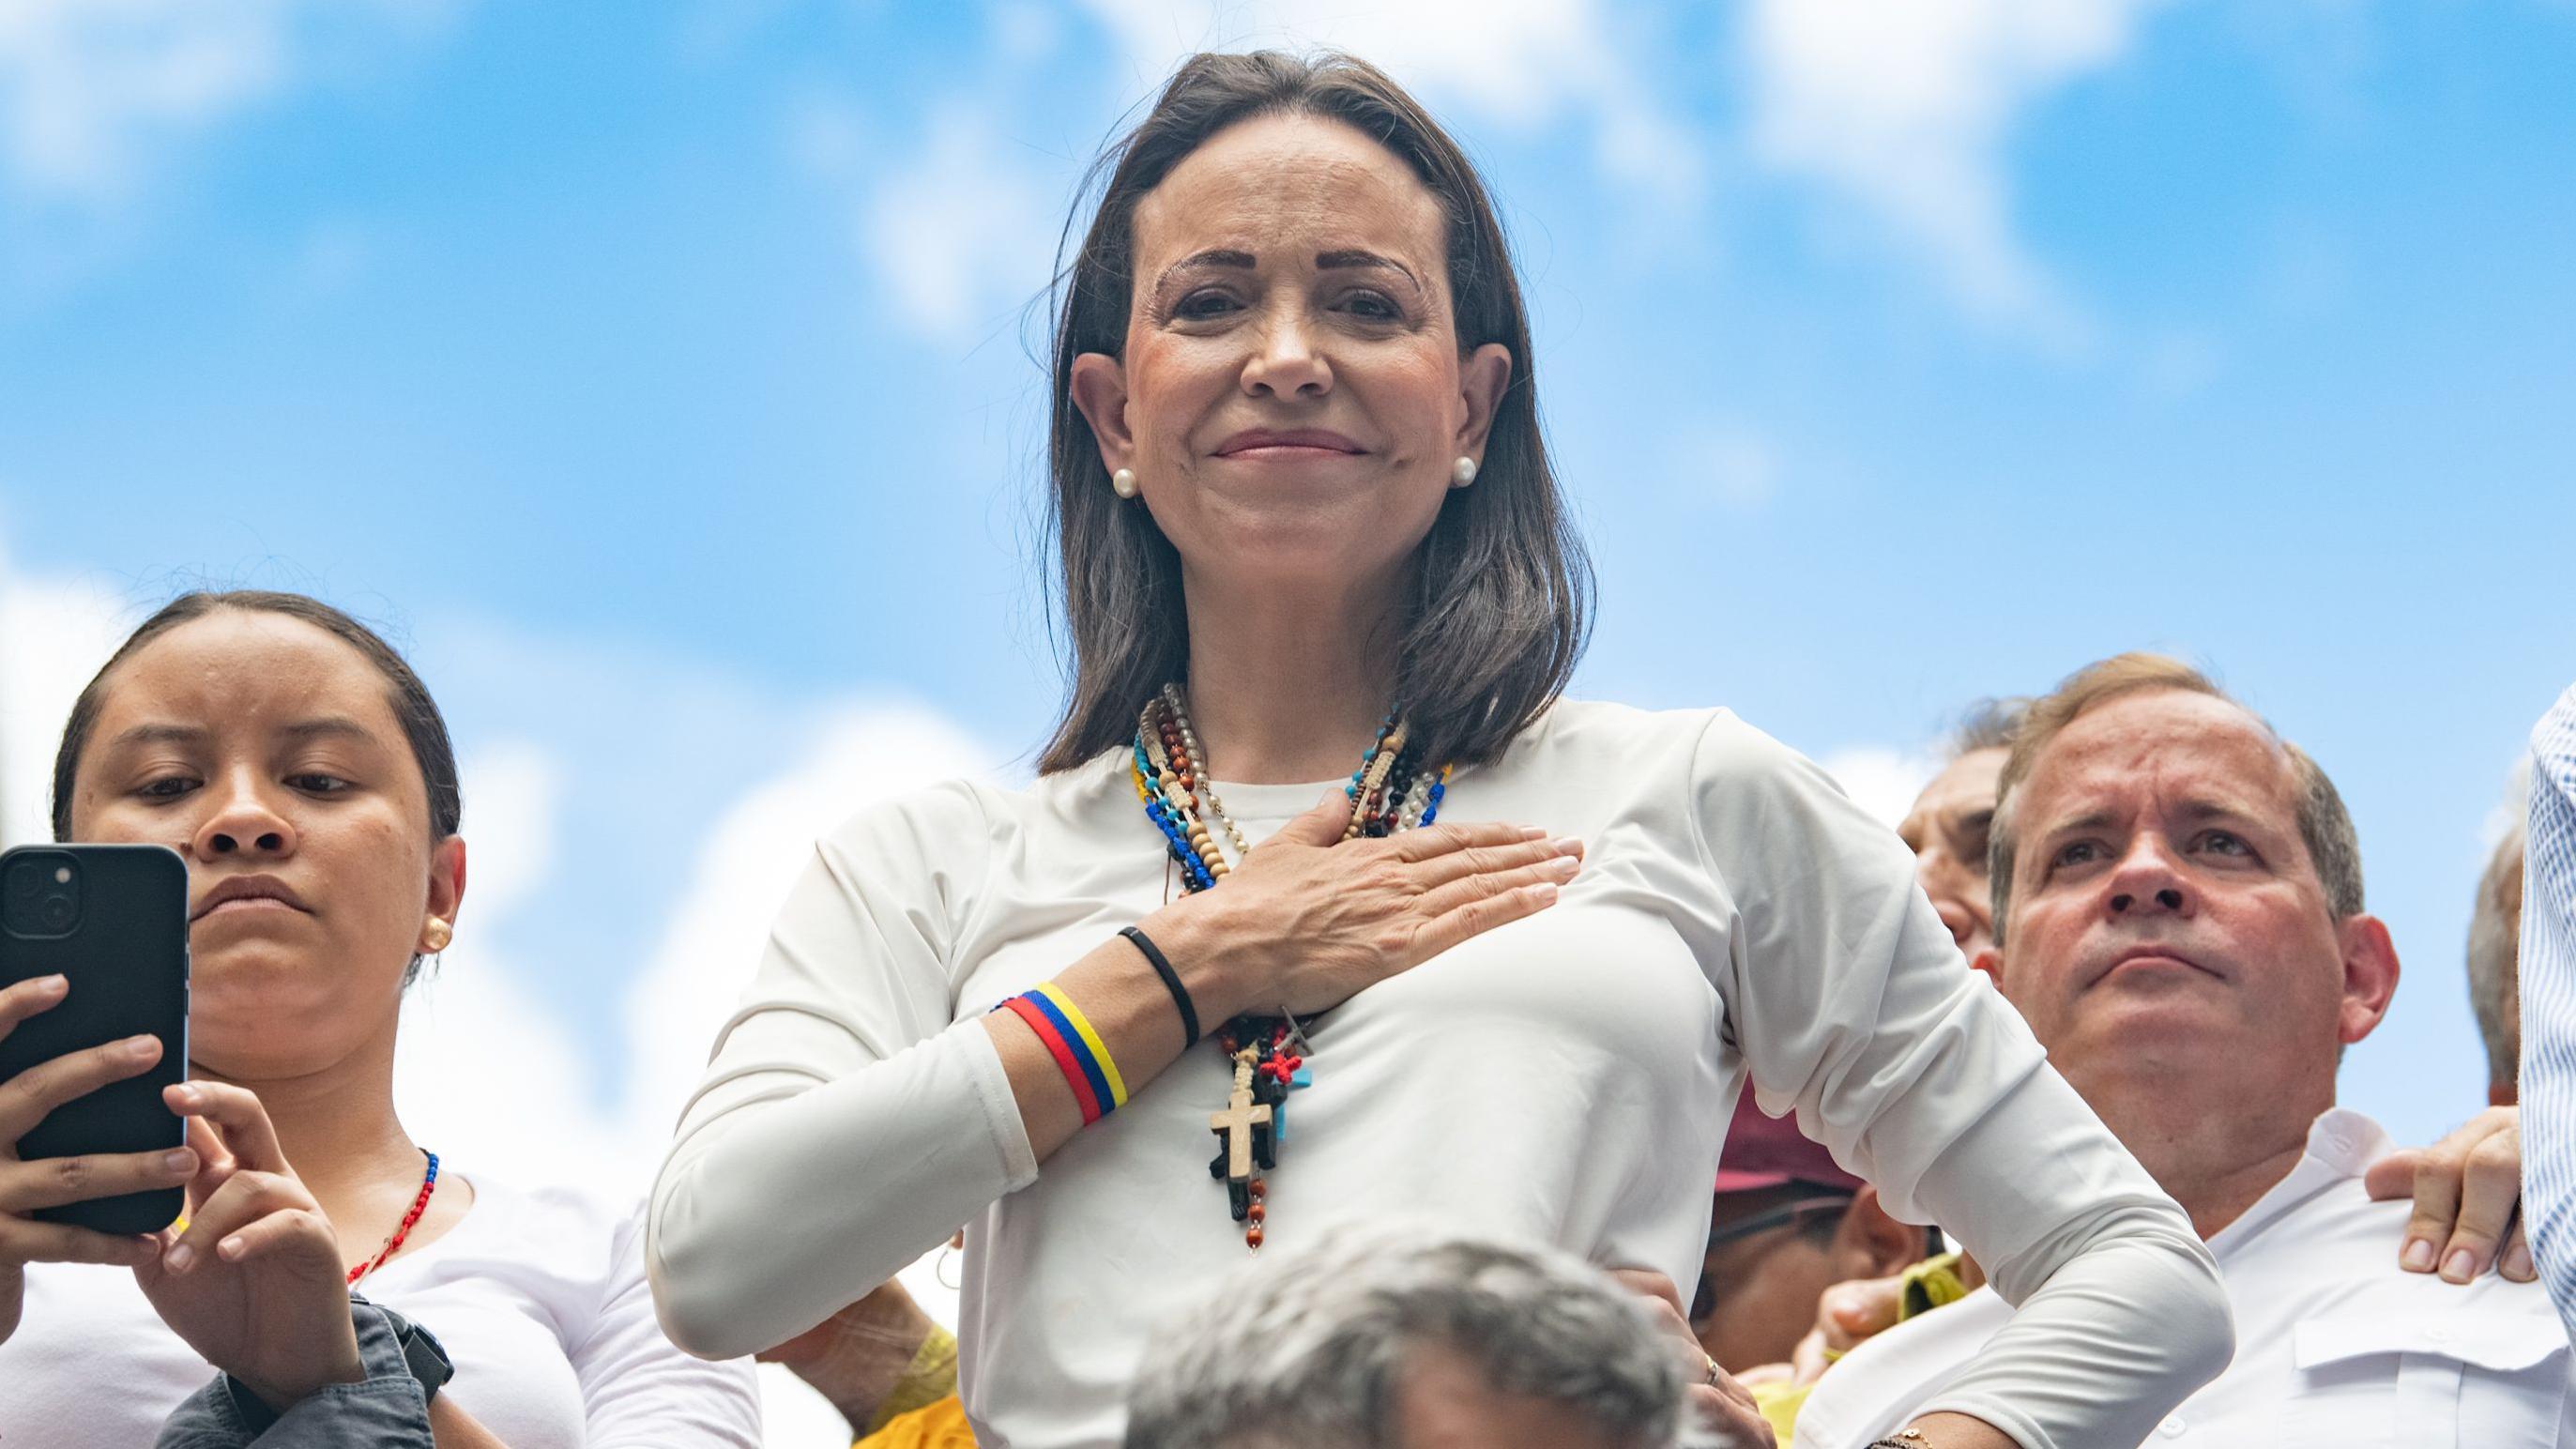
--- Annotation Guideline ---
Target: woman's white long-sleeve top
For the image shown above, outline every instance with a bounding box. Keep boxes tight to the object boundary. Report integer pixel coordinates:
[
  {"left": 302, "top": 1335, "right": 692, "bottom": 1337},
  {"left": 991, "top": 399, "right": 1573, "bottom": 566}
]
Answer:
[{"left": 648, "top": 701, "right": 2232, "bottom": 1448}]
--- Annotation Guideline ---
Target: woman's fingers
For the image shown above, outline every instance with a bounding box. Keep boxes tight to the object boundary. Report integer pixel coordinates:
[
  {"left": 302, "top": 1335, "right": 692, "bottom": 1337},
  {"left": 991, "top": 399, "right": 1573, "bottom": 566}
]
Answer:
[
  {"left": 1413, "top": 852, "right": 1581, "bottom": 922},
  {"left": 0, "top": 1213, "right": 158, "bottom": 1269},
  {"left": 207, "top": 1206, "right": 336, "bottom": 1269},
  {"left": 0, "top": 1033, "right": 162, "bottom": 1148},
  {"left": 0, "top": 1146, "right": 196, "bottom": 1213},
  {"left": 1389, "top": 820, "right": 1548, "bottom": 864},
  {"left": 1407, "top": 833, "right": 1582, "bottom": 892},
  {"left": 161, "top": 1168, "right": 308, "bottom": 1274},
  {"left": 1267, "top": 790, "right": 1361, "bottom": 849},
  {"left": 164, "top": 1081, "right": 291, "bottom": 1179},
  {"left": 0, "top": 975, "right": 69, "bottom": 1047},
  {"left": 1410, "top": 878, "right": 1561, "bottom": 961}
]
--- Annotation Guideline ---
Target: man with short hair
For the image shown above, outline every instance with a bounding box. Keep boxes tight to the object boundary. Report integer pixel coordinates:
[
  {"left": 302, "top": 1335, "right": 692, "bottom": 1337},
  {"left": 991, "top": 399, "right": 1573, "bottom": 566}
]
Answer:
[
  {"left": 1794, "top": 654, "right": 2570, "bottom": 1449},
  {"left": 2472, "top": 824, "right": 2528, "bottom": 1107},
  {"left": 1123, "top": 1225, "right": 1715, "bottom": 1449},
  {"left": 1895, "top": 701, "right": 2025, "bottom": 963}
]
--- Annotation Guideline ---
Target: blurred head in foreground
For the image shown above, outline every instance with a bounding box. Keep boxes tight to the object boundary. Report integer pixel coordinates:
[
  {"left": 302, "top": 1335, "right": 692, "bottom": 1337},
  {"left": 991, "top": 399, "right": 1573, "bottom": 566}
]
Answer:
[{"left": 1124, "top": 1224, "right": 1694, "bottom": 1449}]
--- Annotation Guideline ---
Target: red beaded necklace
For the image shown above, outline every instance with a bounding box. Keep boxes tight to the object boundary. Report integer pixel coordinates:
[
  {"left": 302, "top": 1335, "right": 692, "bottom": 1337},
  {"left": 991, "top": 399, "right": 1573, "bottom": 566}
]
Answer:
[{"left": 346, "top": 1150, "right": 440, "bottom": 1288}]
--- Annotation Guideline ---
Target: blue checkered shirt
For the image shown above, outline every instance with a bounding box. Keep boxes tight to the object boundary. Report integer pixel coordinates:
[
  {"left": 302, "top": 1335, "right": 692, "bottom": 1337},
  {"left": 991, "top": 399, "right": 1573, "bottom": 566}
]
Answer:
[{"left": 2523, "top": 682, "right": 2576, "bottom": 1341}]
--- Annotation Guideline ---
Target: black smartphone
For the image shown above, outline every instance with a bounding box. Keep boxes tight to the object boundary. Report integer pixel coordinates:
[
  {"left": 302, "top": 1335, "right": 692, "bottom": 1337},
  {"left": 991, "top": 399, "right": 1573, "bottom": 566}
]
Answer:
[{"left": 0, "top": 844, "right": 190, "bottom": 1235}]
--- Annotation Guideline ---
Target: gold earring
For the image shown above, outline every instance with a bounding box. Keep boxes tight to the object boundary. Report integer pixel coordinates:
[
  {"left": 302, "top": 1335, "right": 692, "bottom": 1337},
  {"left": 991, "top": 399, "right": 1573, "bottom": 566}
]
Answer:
[
  {"left": 421, "top": 918, "right": 452, "bottom": 953},
  {"left": 1112, "top": 467, "right": 1139, "bottom": 499}
]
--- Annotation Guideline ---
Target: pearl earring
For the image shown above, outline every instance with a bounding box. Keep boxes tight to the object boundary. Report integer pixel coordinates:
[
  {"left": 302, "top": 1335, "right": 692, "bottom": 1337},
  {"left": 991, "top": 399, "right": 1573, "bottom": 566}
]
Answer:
[
  {"left": 1451, "top": 456, "right": 1479, "bottom": 487},
  {"left": 1112, "top": 467, "right": 1139, "bottom": 499},
  {"left": 421, "top": 918, "right": 452, "bottom": 953}
]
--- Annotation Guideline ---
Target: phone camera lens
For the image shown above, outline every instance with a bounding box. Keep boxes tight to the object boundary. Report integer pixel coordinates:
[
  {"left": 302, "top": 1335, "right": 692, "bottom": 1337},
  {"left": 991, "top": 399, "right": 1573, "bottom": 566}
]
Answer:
[{"left": 38, "top": 895, "right": 74, "bottom": 930}]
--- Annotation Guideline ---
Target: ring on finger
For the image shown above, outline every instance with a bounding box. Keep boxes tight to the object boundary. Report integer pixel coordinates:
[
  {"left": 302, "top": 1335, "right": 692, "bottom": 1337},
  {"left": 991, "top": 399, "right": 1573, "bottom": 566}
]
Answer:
[{"left": 1703, "top": 1355, "right": 1724, "bottom": 1387}]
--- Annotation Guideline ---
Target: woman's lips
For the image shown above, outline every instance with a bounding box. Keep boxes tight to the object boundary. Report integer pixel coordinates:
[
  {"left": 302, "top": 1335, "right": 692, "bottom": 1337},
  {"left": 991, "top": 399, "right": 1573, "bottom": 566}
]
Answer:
[
  {"left": 1212, "top": 428, "right": 1366, "bottom": 461},
  {"left": 1217, "top": 444, "right": 1365, "bottom": 462},
  {"left": 197, "top": 896, "right": 306, "bottom": 920}
]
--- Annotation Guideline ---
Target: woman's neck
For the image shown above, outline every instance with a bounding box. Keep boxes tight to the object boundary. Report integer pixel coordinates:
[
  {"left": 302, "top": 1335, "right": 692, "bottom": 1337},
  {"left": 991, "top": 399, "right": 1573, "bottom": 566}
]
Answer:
[
  {"left": 1179, "top": 567, "right": 1405, "bottom": 784},
  {"left": 193, "top": 1020, "right": 426, "bottom": 1231}
]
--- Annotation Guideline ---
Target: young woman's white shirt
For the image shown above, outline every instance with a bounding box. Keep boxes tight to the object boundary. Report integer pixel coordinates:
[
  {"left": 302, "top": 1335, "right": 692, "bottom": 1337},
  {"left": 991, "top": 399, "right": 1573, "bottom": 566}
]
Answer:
[
  {"left": 650, "top": 701, "right": 2233, "bottom": 1449},
  {"left": 0, "top": 1173, "right": 760, "bottom": 1447}
]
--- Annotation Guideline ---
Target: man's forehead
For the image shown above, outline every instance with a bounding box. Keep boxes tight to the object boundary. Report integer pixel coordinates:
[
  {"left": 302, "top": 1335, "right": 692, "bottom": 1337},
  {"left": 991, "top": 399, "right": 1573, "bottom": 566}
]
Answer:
[{"left": 2023, "top": 690, "right": 2294, "bottom": 818}]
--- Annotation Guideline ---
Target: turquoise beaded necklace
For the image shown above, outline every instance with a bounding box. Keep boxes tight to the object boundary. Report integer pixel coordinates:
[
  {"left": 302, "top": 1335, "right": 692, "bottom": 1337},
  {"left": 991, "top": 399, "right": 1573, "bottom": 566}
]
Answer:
[{"left": 1132, "top": 686, "right": 1448, "bottom": 1249}]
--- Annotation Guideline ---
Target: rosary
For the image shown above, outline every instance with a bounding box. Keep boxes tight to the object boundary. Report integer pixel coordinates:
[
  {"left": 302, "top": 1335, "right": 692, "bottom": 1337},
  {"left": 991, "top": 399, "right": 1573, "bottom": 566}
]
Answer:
[{"left": 1132, "top": 684, "right": 1447, "bottom": 1251}]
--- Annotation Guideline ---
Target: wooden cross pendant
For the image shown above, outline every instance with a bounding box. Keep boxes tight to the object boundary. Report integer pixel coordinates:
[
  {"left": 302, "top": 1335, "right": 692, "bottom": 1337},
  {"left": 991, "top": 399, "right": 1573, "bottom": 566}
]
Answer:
[{"left": 1208, "top": 1048, "right": 1273, "bottom": 1221}]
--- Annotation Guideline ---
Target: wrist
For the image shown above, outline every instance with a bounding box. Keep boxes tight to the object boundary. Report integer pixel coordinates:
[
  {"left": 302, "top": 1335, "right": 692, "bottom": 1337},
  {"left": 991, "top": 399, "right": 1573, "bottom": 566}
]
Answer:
[
  {"left": 1143, "top": 894, "right": 1259, "bottom": 1025},
  {"left": 233, "top": 1350, "right": 365, "bottom": 1417}
]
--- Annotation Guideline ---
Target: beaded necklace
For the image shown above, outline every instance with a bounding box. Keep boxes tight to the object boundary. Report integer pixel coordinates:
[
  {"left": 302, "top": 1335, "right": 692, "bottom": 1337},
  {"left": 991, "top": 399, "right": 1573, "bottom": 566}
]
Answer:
[
  {"left": 1133, "top": 686, "right": 1448, "bottom": 1250},
  {"left": 346, "top": 1149, "right": 439, "bottom": 1288}
]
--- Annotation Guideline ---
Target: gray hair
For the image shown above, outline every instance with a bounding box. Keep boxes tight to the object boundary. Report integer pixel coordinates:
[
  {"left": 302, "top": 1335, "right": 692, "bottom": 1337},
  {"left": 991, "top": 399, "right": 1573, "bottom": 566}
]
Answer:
[
  {"left": 1946, "top": 696, "right": 2029, "bottom": 760},
  {"left": 1123, "top": 1224, "right": 1690, "bottom": 1449},
  {"left": 2467, "top": 824, "right": 2526, "bottom": 1091}
]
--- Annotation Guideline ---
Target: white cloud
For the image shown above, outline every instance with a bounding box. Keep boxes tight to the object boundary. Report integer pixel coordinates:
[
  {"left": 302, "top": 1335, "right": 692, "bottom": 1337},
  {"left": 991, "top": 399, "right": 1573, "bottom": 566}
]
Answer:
[
  {"left": 0, "top": 544, "right": 130, "bottom": 847},
  {"left": 1659, "top": 419, "right": 1782, "bottom": 512},
  {"left": 1743, "top": 0, "right": 2169, "bottom": 343},
  {"left": 0, "top": 0, "right": 448, "bottom": 203},
  {"left": 1078, "top": 0, "right": 1703, "bottom": 207},
  {"left": 1820, "top": 742, "right": 1942, "bottom": 829},
  {"left": 858, "top": 105, "right": 1062, "bottom": 345}
]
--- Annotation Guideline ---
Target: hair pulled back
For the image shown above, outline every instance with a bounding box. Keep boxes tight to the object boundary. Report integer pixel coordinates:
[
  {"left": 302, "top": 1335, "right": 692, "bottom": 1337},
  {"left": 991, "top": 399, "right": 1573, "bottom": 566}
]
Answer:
[{"left": 51, "top": 589, "right": 463, "bottom": 848}]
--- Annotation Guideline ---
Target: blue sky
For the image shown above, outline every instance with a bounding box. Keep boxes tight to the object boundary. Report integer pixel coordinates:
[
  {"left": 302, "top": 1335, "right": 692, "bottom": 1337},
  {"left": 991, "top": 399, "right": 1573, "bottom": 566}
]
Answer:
[{"left": 4, "top": 0, "right": 2571, "bottom": 1197}]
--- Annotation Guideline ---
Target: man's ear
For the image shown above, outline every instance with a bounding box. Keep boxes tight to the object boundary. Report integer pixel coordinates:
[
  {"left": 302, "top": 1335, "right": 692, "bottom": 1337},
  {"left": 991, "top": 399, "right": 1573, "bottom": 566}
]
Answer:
[
  {"left": 1834, "top": 1185, "right": 1928, "bottom": 1280},
  {"left": 1452, "top": 343, "right": 1511, "bottom": 463},
  {"left": 1970, "top": 946, "right": 2005, "bottom": 991},
  {"left": 1068, "top": 352, "right": 1135, "bottom": 476},
  {"left": 2336, "top": 913, "right": 2401, "bottom": 1047}
]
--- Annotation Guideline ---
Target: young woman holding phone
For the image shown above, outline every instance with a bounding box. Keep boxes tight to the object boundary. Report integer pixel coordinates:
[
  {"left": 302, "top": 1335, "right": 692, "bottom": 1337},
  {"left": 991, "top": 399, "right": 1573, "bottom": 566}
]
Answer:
[{"left": 0, "top": 590, "right": 759, "bottom": 1447}]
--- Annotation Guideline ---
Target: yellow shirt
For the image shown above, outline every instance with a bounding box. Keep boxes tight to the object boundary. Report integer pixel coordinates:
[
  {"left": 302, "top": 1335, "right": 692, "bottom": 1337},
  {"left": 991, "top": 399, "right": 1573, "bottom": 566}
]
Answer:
[{"left": 853, "top": 1395, "right": 974, "bottom": 1449}]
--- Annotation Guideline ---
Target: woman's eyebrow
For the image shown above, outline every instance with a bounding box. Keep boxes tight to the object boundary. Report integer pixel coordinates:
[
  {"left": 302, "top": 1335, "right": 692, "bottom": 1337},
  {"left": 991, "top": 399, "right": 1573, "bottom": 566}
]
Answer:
[
  {"left": 1314, "top": 250, "right": 1420, "bottom": 289},
  {"left": 107, "top": 722, "right": 206, "bottom": 749},
  {"left": 1153, "top": 249, "right": 1257, "bottom": 292},
  {"left": 279, "top": 717, "right": 379, "bottom": 745}
]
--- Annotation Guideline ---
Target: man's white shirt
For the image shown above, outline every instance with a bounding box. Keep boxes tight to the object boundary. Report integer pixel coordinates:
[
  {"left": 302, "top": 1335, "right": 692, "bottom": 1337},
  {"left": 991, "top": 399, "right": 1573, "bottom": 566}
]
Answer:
[{"left": 1795, "top": 1108, "right": 2572, "bottom": 1449}]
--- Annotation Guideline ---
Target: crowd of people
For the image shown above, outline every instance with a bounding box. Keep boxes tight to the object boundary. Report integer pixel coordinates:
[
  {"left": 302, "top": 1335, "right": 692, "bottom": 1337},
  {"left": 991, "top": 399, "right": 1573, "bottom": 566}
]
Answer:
[{"left": 0, "top": 45, "right": 2566, "bottom": 1449}]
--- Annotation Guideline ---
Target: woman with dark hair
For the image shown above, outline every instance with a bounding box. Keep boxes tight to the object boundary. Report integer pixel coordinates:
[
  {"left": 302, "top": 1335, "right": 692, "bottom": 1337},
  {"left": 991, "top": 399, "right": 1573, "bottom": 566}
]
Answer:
[
  {"left": 0, "top": 591, "right": 759, "bottom": 1446},
  {"left": 649, "top": 53, "right": 2231, "bottom": 1449}
]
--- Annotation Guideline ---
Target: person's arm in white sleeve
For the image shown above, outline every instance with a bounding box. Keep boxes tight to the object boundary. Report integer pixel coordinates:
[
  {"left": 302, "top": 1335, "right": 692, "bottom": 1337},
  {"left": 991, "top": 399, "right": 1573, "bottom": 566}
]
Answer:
[
  {"left": 647, "top": 782, "right": 1038, "bottom": 1361},
  {"left": 1689, "top": 712, "right": 2232, "bottom": 1449},
  {"left": 2521, "top": 682, "right": 2576, "bottom": 1341},
  {"left": 575, "top": 1201, "right": 762, "bottom": 1448}
]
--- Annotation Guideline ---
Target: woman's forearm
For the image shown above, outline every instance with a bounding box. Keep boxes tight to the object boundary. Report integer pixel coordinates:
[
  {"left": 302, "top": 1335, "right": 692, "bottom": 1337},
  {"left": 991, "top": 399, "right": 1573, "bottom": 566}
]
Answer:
[
  {"left": 650, "top": 899, "right": 1239, "bottom": 1361},
  {"left": 1898, "top": 1411, "right": 2022, "bottom": 1448}
]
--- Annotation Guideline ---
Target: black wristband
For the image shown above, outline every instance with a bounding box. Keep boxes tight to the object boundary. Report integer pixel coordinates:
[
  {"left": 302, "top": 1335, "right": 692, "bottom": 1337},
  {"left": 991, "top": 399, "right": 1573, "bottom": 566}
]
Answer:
[{"left": 1120, "top": 925, "right": 1199, "bottom": 1048}]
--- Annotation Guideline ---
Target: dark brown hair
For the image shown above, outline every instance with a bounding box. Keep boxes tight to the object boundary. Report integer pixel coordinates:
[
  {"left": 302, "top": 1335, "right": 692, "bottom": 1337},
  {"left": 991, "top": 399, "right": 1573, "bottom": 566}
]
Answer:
[
  {"left": 1035, "top": 50, "right": 1592, "bottom": 774},
  {"left": 51, "top": 589, "right": 464, "bottom": 849}
]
